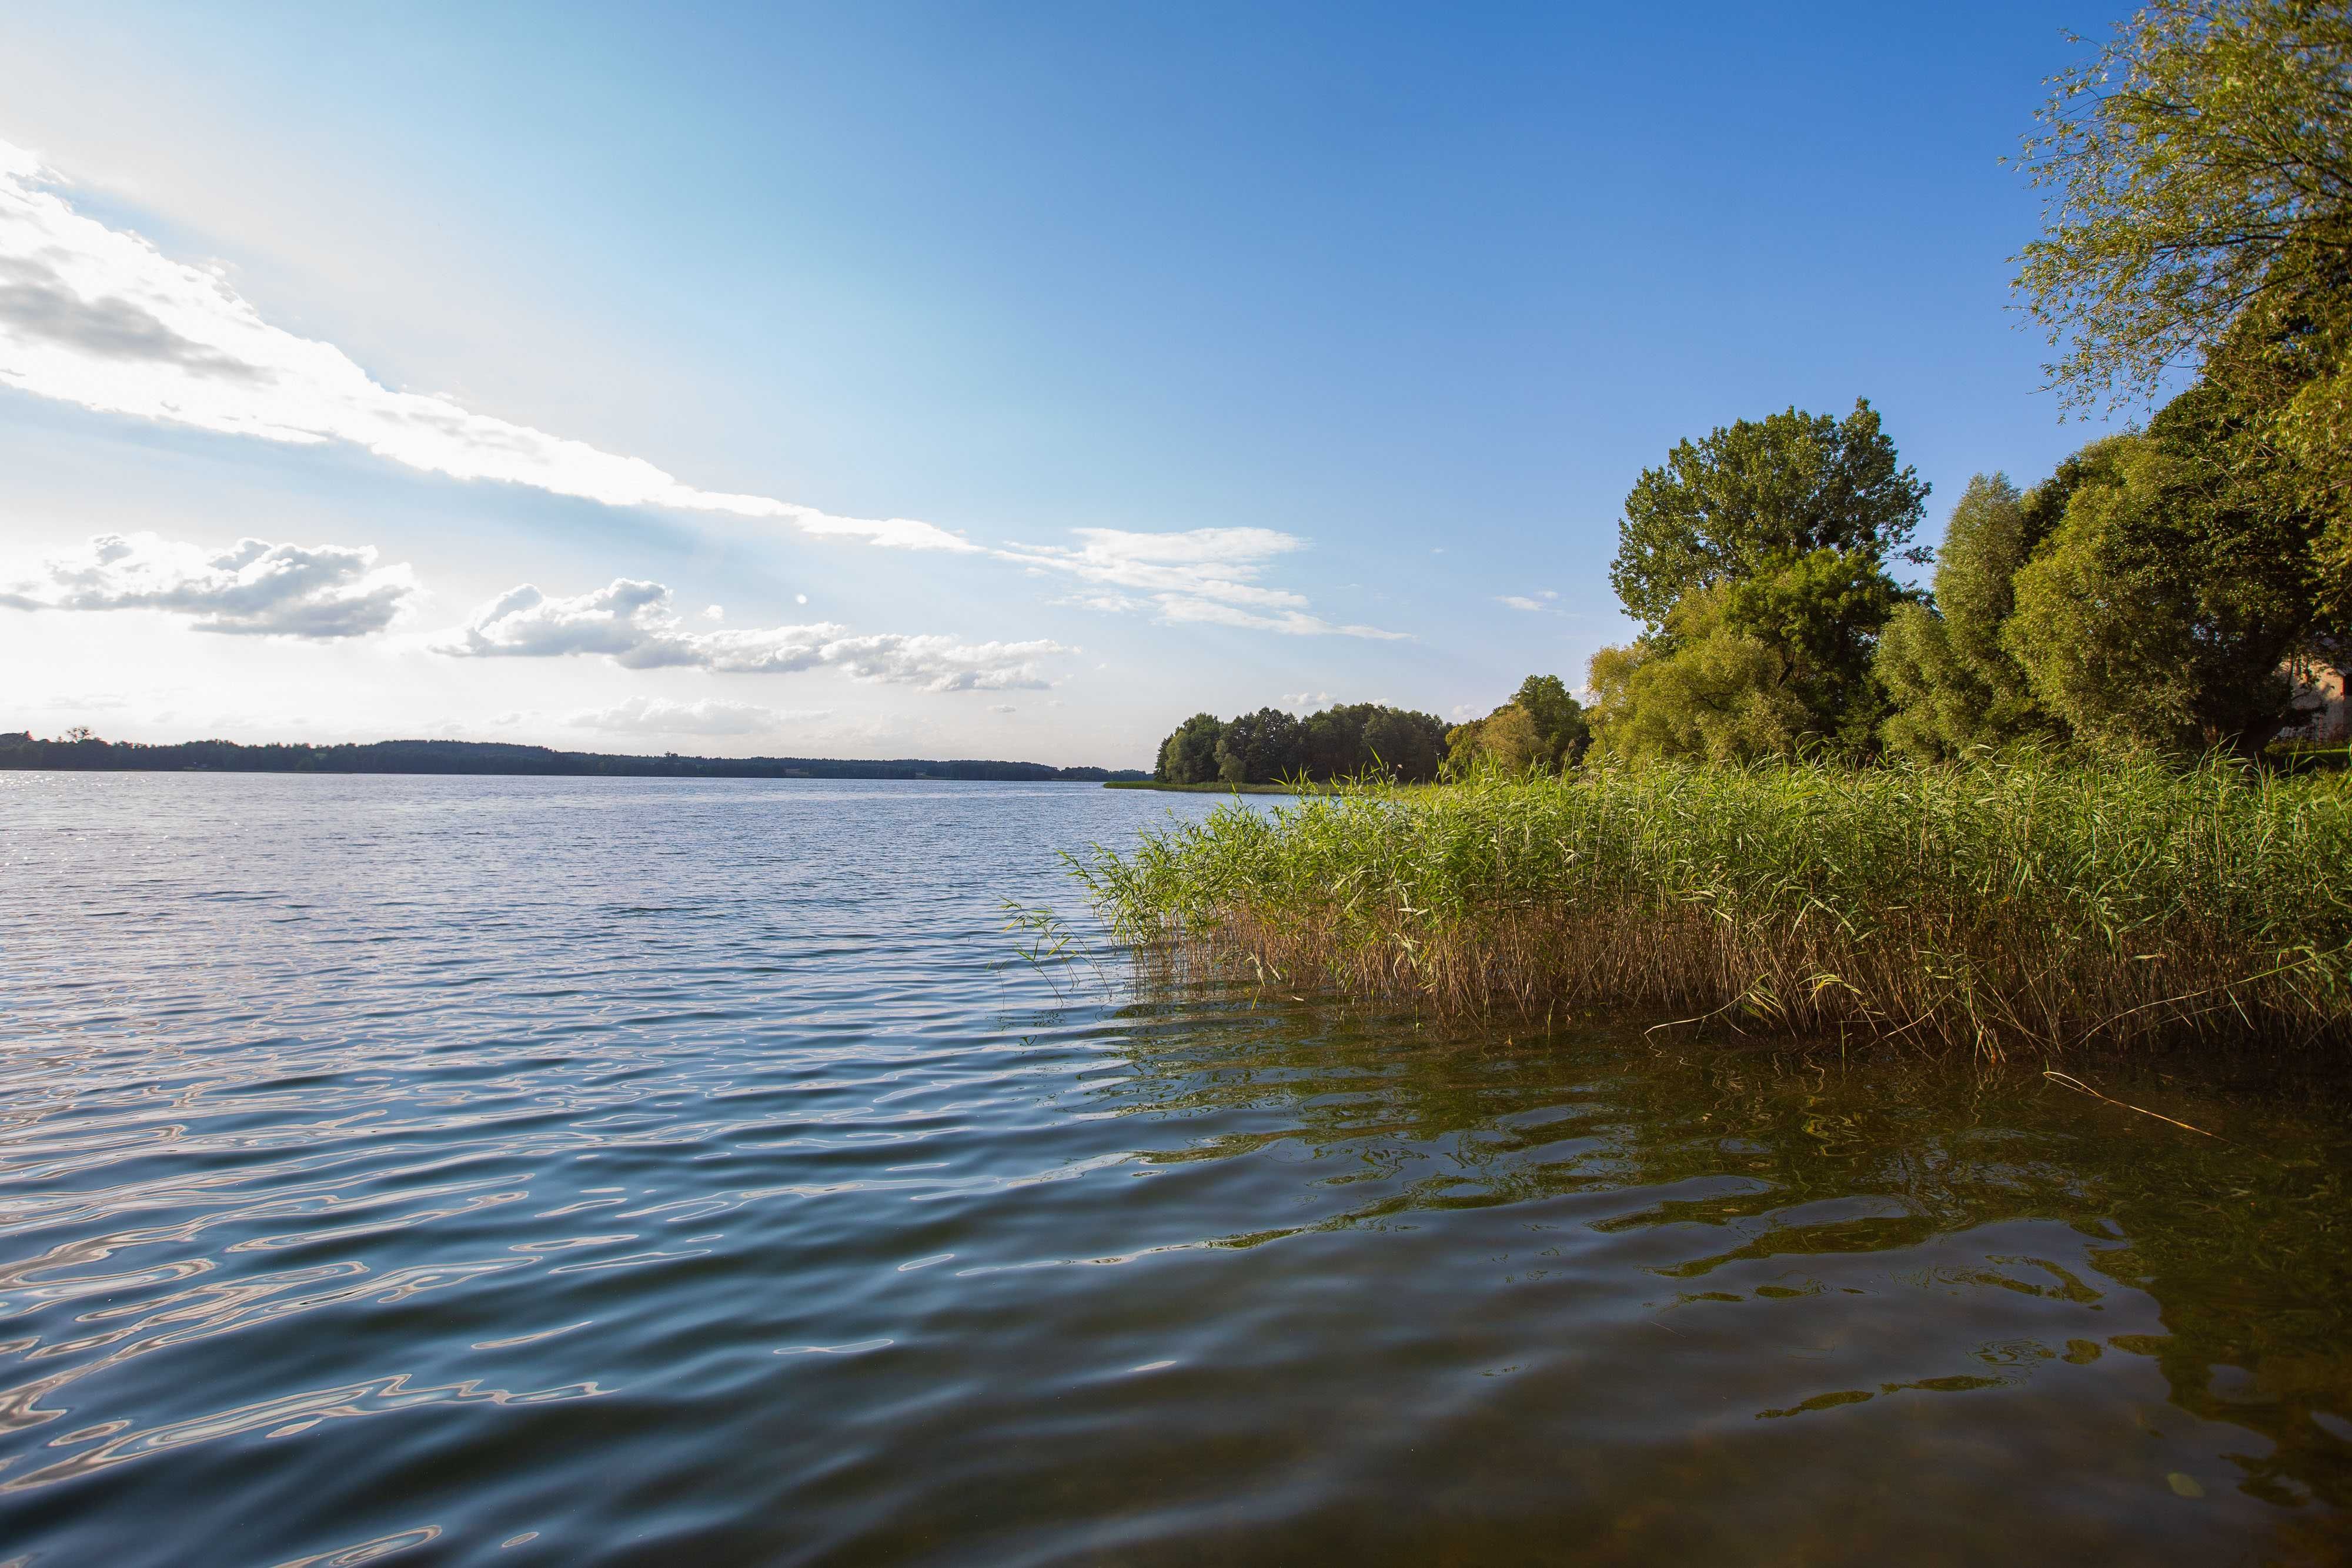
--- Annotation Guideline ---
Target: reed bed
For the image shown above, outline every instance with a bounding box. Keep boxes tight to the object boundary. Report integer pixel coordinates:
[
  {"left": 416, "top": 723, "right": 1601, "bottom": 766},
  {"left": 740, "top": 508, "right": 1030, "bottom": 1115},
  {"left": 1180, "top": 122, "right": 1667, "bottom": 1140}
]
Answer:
[{"left": 1071, "top": 755, "right": 2352, "bottom": 1057}]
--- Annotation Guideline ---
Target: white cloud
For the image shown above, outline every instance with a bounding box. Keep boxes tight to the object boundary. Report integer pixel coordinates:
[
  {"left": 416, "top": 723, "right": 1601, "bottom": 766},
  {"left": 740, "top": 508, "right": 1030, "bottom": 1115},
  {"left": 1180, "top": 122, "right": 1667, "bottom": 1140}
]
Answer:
[
  {"left": 0, "top": 142, "right": 1412, "bottom": 646},
  {"left": 0, "top": 141, "right": 975, "bottom": 552},
  {"left": 440, "top": 577, "right": 1063, "bottom": 691},
  {"left": 1281, "top": 690, "right": 1335, "bottom": 711},
  {"left": 564, "top": 696, "right": 824, "bottom": 737},
  {"left": 1, "top": 530, "right": 419, "bottom": 637},
  {"left": 1004, "top": 527, "right": 1403, "bottom": 639},
  {"left": 1496, "top": 590, "right": 1560, "bottom": 613},
  {"left": 987, "top": 703, "right": 1016, "bottom": 714}
]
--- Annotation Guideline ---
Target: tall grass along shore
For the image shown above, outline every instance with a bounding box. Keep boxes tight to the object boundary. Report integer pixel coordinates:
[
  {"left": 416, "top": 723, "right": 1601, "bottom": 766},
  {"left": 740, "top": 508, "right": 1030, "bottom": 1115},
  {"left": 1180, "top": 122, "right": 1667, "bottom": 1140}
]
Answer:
[{"left": 1074, "top": 755, "right": 2352, "bottom": 1057}]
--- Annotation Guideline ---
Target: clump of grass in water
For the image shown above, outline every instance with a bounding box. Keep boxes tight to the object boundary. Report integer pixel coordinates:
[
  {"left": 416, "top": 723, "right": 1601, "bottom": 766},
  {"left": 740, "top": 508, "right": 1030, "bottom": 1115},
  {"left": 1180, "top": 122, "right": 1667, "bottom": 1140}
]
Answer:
[{"left": 1069, "top": 754, "right": 2352, "bottom": 1057}]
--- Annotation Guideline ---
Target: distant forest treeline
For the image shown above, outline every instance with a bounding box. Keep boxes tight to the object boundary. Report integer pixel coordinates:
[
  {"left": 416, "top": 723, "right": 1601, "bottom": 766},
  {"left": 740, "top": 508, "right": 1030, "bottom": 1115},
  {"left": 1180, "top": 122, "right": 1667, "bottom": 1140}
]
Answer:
[
  {"left": 1154, "top": 678, "right": 1593, "bottom": 787},
  {"left": 1154, "top": 703, "right": 1453, "bottom": 784},
  {"left": 0, "top": 731, "right": 1146, "bottom": 783}
]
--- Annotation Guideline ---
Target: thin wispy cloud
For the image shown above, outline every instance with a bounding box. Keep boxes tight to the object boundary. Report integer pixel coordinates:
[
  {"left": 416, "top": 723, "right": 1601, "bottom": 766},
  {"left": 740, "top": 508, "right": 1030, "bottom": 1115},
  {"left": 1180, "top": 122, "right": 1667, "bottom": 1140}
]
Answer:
[
  {"left": 1496, "top": 590, "right": 1559, "bottom": 612},
  {"left": 564, "top": 696, "right": 824, "bottom": 737},
  {"left": 1004, "top": 527, "right": 1404, "bottom": 639},
  {"left": 0, "top": 141, "right": 974, "bottom": 552},
  {"left": 1, "top": 139, "right": 1392, "bottom": 644},
  {"left": 441, "top": 577, "right": 1063, "bottom": 691},
  {"left": 1, "top": 530, "right": 420, "bottom": 637}
]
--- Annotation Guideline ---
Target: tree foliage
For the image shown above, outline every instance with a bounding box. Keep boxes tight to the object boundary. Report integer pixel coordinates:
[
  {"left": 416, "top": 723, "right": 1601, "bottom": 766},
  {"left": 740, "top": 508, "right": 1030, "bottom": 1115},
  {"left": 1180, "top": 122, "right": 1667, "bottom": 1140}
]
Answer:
[
  {"left": 1591, "top": 547, "right": 1905, "bottom": 762},
  {"left": 2005, "top": 419, "right": 2321, "bottom": 753},
  {"left": 1154, "top": 703, "right": 1448, "bottom": 785},
  {"left": 2014, "top": 0, "right": 2352, "bottom": 409},
  {"left": 1444, "top": 676, "right": 1589, "bottom": 777},
  {"left": 1215, "top": 708, "right": 1303, "bottom": 784},
  {"left": 1155, "top": 713, "right": 1226, "bottom": 784},
  {"left": 1876, "top": 474, "right": 2066, "bottom": 759},
  {"left": 1609, "top": 399, "right": 1929, "bottom": 627},
  {"left": 1509, "top": 674, "right": 1591, "bottom": 767},
  {"left": 1586, "top": 589, "right": 1811, "bottom": 764}
]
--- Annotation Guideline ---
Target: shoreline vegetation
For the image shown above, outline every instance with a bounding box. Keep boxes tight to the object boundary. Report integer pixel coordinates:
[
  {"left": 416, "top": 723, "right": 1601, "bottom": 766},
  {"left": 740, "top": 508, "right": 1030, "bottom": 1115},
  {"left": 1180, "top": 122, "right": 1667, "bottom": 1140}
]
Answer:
[
  {"left": 1088, "top": 3, "right": 2352, "bottom": 1055},
  {"left": 1105, "top": 779, "right": 1320, "bottom": 794},
  {"left": 0, "top": 732, "right": 1148, "bottom": 783},
  {"left": 1075, "top": 755, "right": 2352, "bottom": 1057}
]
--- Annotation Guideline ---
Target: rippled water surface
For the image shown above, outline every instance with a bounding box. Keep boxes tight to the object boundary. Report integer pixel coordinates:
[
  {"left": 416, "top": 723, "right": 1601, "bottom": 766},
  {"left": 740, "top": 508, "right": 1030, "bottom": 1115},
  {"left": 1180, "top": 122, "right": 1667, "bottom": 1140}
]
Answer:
[{"left": 6, "top": 773, "right": 2352, "bottom": 1566}]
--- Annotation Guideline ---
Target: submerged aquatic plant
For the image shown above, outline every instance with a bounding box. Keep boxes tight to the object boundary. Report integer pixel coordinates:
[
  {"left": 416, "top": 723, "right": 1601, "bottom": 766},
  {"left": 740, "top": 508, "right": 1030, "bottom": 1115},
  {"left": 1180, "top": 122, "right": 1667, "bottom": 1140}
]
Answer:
[{"left": 1072, "top": 755, "right": 2352, "bottom": 1056}]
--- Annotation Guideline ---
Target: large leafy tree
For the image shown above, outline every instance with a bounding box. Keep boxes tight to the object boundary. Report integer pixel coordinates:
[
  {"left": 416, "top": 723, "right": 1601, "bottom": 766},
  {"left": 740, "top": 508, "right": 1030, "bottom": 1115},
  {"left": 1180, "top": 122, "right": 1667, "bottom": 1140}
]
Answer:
[
  {"left": 2005, "top": 418, "right": 2319, "bottom": 753},
  {"left": 1609, "top": 399, "right": 1929, "bottom": 628},
  {"left": 1214, "top": 708, "right": 1304, "bottom": 784},
  {"left": 1509, "top": 674, "right": 1591, "bottom": 768},
  {"left": 1358, "top": 707, "right": 1448, "bottom": 781},
  {"left": 1155, "top": 713, "right": 1225, "bottom": 784},
  {"left": 2014, "top": 1, "right": 2352, "bottom": 621},
  {"left": 1876, "top": 474, "right": 2067, "bottom": 758},
  {"left": 1585, "top": 591, "right": 1810, "bottom": 765},
  {"left": 1714, "top": 547, "right": 1905, "bottom": 750},
  {"left": 2014, "top": 0, "right": 2352, "bottom": 408}
]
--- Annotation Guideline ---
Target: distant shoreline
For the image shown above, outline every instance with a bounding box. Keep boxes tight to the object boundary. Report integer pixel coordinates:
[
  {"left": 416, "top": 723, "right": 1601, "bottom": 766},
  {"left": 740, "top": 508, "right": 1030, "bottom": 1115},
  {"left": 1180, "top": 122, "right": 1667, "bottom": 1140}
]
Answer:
[
  {"left": 0, "top": 731, "right": 1148, "bottom": 784},
  {"left": 1104, "top": 779, "right": 1315, "bottom": 794}
]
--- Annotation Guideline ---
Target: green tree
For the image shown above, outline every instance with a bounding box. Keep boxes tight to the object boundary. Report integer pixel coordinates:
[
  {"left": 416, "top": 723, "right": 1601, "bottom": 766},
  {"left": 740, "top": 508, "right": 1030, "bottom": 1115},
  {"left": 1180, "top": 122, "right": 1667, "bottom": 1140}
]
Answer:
[
  {"left": 1298, "top": 706, "right": 1369, "bottom": 779},
  {"left": 1586, "top": 589, "right": 1811, "bottom": 764},
  {"left": 1214, "top": 707, "right": 1305, "bottom": 784},
  {"left": 1509, "top": 674, "right": 1591, "bottom": 768},
  {"left": 1155, "top": 713, "right": 1225, "bottom": 784},
  {"left": 1479, "top": 705, "right": 1546, "bottom": 771},
  {"left": 1713, "top": 547, "right": 1905, "bottom": 751},
  {"left": 2015, "top": 1, "right": 2352, "bottom": 626},
  {"left": 1609, "top": 400, "right": 1929, "bottom": 627},
  {"left": 1359, "top": 707, "right": 1448, "bottom": 781},
  {"left": 2198, "top": 262, "right": 2352, "bottom": 633},
  {"left": 1876, "top": 474, "right": 2066, "bottom": 758},
  {"left": 2014, "top": 0, "right": 2352, "bottom": 410},
  {"left": 2005, "top": 423, "right": 2318, "bottom": 753},
  {"left": 1442, "top": 715, "right": 1488, "bottom": 777},
  {"left": 1444, "top": 705, "right": 1542, "bottom": 775}
]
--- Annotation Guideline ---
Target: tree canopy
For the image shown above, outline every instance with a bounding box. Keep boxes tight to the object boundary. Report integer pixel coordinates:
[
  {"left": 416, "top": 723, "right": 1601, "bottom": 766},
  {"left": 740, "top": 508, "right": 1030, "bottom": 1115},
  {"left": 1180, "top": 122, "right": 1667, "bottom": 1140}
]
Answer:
[
  {"left": 1155, "top": 713, "right": 1227, "bottom": 785},
  {"left": 1875, "top": 474, "right": 2064, "bottom": 760},
  {"left": 1153, "top": 703, "right": 1448, "bottom": 785},
  {"left": 1443, "top": 675, "right": 1589, "bottom": 777},
  {"left": 2005, "top": 414, "right": 2321, "bottom": 753},
  {"left": 1608, "top": 399, "right": 1929, "bottom": 628},
  {"left": 2014, "top": 0, "right": 2352, "bottom": 409}
]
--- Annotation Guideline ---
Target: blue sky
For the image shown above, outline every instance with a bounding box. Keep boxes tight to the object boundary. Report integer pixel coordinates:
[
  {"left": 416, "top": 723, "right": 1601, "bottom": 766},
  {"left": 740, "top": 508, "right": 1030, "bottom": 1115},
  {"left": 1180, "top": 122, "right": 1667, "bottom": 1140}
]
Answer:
[{"left": 0, "top": 2, "right": 2139, "bottom": 765}]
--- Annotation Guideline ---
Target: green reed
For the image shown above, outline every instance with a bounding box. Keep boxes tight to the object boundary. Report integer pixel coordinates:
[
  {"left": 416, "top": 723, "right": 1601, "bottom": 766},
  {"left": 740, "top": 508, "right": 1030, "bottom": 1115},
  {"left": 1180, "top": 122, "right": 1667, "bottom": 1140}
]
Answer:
[{"left": 1071, "top": 754, "right": 2352, "bottom": 1055}]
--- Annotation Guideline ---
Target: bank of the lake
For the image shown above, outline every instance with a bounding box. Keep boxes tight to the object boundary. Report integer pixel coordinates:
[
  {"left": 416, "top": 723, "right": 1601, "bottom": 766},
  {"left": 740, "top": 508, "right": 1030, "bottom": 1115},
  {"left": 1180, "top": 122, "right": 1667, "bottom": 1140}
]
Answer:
[
  {"left": 1105, "top": 778, "right": 1315, "bottom": 794},
  {"left": 1078, "top": 754, "right": 2352, "bottom": 1057}
]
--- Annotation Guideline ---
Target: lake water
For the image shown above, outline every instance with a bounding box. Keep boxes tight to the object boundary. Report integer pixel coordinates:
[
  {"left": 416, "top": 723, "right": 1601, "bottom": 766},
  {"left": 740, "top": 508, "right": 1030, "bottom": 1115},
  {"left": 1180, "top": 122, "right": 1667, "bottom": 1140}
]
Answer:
[{"left": 4, "top": 773, "right": 2351, "bottom": 1566}]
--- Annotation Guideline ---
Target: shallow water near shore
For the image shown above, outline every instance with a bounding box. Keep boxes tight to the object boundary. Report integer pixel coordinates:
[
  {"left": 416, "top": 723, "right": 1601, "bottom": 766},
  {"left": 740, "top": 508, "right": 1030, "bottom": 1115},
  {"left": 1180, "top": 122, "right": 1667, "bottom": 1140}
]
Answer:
[{"left": 4, "top": 773, "right": 2351, "bottom": 1566}]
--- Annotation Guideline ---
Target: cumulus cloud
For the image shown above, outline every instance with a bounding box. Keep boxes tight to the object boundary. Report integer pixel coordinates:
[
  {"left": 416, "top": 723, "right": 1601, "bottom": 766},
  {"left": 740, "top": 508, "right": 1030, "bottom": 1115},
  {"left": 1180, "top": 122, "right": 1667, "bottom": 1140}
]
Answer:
[
  {"left": 1, "top": 530, "right": 419, "bottom": 637},
  {"left": 1003, "top": 527, "right": 1402, "bottom": 638},
  {"left": 564, "top": 696, "right": 823, "bottom": 737},
  {"left": 0, "top": 142, "right": 974, "bottom": 552},
  {"left": 440, "top": 578, "right": 1062, "bottom": 691}
]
